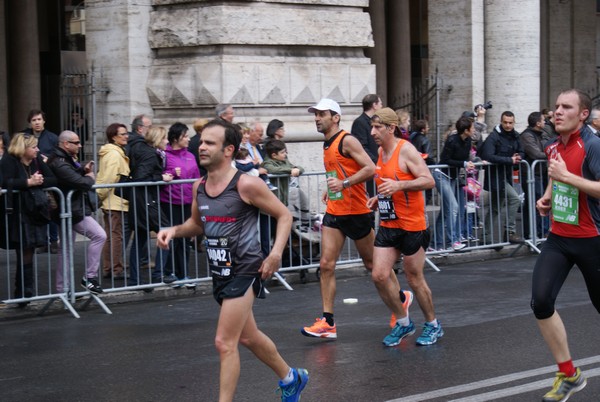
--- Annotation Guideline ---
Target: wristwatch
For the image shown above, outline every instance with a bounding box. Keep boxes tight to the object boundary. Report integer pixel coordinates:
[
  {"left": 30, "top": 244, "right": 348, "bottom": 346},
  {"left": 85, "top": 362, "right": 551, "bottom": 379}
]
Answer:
[{"left": 342, "top": 179, "right": 350, "bottom": 189}]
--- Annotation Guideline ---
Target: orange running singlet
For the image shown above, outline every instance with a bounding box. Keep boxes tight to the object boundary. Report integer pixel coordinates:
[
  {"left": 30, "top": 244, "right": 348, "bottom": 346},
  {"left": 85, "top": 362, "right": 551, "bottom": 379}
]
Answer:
[
  {"left": 323, "top": 130, "right": 371, "bottom": 216},
  {"left": 375, "top": 139, "right": 427, "bottom": 231}
]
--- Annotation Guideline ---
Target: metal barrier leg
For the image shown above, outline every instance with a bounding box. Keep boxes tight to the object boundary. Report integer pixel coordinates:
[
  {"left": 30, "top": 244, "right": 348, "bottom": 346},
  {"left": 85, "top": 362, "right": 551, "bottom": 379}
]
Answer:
[
  {"left": 509, "top": 243, "right": 525, "bottom": 258},
  {"left": 79, "top": 293, "right": 112, "bottom": 314},
  {"left": 272, "top": 272, "right": 294, "bottom": 291},
  {"left": 39, "top": 295, "right": 81, "bottom": 319},
  {"left": 424, "top": 257, "right": 441, "bottom": 272},
  {"left": 524, "top": 239, "right": 542, "bottom": 254}
]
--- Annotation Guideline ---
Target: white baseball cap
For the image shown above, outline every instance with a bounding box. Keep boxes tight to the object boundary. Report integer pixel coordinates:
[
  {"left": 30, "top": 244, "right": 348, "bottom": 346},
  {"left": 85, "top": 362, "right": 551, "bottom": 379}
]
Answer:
[{"left": 307, "top": 98, "right": 342, "bottom": 116}]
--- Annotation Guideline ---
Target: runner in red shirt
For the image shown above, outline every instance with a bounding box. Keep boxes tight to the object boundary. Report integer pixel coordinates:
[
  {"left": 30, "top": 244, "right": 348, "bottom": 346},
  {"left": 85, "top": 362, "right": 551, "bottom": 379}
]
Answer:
[{"left": 533, "top": 89, "right": 600, "bottom": 402}]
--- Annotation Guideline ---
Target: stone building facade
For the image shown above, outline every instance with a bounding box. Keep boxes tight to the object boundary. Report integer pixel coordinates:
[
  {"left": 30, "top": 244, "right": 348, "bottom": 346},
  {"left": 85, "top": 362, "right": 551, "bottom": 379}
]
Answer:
[{"left": 0, "top": 0, "right": 598, "bottom": 166}]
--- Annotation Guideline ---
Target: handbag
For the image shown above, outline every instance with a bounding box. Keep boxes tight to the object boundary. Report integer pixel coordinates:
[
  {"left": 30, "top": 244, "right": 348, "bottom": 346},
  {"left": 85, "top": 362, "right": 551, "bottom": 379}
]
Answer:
[
  {"left": 463, "top": 177, "right": 482, "bottom": 201},
  {"left": 23, "top": 187, "right": 55, "bottom": 225}
]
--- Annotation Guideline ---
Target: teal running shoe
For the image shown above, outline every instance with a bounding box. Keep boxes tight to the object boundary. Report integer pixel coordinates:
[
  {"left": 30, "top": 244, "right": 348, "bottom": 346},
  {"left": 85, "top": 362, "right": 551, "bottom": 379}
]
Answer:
[
  {"left": 416, "top": 322, "right": 444, "bottom": 346},
  {"left": 383, "top": 320, "right": 415, "bottom": 347}
]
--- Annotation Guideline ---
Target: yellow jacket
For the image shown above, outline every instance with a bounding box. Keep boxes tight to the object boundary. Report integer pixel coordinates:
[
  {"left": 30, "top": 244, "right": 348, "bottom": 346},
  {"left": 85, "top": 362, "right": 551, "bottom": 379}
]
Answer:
[{"left": 96, "top": 143, "right": 130, "bottom": 212}]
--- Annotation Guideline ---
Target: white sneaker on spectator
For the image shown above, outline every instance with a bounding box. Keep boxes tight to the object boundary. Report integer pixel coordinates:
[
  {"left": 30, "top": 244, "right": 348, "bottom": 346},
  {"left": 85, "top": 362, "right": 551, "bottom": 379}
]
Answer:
[{"left": 452, "top": 241, "right": 466, "bottom": 251}]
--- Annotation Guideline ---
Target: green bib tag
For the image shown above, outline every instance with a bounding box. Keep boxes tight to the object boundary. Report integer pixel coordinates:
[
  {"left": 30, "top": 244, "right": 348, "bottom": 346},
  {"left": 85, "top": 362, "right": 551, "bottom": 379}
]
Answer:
[
  {"left": 326, "top": 171, "right": 343, "bottom": 200},
  {"left": 552, "top": 181, "right": 579, "bottom": 225}
]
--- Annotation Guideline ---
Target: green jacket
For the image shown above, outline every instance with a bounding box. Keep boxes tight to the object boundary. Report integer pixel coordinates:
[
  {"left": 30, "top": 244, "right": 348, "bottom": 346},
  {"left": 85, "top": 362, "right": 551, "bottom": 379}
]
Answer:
[{"left": 261, "top": 157, "right": 304, "bottom": 206}]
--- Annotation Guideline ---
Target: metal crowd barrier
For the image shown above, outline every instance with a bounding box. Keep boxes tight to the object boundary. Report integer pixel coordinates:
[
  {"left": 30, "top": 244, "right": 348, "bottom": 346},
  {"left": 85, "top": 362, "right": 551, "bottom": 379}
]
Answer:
[
  {"left": 0, "top": 187, "right": 81, "bottom": 317},
  {"left": 1, "top": 162, "right": 549, "bottom": 317}
]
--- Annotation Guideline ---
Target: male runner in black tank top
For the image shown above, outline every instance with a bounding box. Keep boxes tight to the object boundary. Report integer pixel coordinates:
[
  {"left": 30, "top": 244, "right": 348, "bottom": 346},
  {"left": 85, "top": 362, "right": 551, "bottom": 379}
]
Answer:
[{"left": 157, "top": 120, "right": 309, "bottom": 402}]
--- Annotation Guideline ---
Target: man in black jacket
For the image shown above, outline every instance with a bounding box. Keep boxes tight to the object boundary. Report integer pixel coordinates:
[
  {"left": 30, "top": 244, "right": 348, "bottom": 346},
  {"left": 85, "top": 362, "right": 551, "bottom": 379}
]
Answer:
[
  {"left": 48, "top": 131, "right": 106, "bottom": 294},
  {"left": 519, "top": 112, "right": 549, "bottom": 239},
  {"left": 351, "top": 94, "right": 382, "bottom": 197},
  {"left": 125, "top": 114, "right": 152, "bottom": 156},
  {"left": 478, "top": 111, "right": 525, "bottom": 244}
]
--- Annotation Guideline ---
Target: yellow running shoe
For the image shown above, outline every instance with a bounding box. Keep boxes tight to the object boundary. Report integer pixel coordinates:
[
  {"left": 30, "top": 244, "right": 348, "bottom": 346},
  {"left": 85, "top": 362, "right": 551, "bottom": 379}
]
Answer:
[{"left": 542, "top": 368, "right": 586, "bottom": 402}]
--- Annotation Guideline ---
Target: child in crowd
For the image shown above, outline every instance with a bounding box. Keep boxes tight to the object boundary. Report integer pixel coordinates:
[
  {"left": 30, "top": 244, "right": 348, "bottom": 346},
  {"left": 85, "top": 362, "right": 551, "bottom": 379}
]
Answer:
[
  {"left": 234, "top": 147, "right": 259, "bottom": 176},
  {"left": 234, "top": 147, "right": 277, "bottom": 190},
  {"left": 261, "top": 139, "right": 304, "bottom": 206}
]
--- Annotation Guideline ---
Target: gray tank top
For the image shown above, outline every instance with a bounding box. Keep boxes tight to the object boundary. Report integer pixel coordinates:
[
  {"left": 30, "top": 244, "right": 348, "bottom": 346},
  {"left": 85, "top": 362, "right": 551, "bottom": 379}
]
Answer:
[{"left": 197, "top": 170, "right": 263, "bottom": 277}]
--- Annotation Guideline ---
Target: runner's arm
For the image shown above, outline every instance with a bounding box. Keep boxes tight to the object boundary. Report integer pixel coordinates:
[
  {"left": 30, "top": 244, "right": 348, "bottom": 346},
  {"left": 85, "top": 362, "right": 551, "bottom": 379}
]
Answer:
[
  {"left": 396, "top": 142, "right": 435, "bottom": 192},
  {"left": 238, "top": 174, "right": 293, "bottom": 278},
  {"left": 549, "top": 153, "right": 600, "bottom": 198},
  {"left": 336, "top": 135, "right": 376, "bottom": 189}
]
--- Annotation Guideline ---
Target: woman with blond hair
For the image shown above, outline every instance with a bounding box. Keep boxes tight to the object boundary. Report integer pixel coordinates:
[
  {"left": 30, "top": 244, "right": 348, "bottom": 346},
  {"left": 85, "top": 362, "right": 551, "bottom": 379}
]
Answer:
[
  {"left": 96, "top": 123, "right": 130, "bottom": 280},
  {"left": 395, "top": 109, "right": 411, "bottom": 140},
  {"left": 0, "top": 133, "right": 57, "bottom": 303},
  {"left": 126, "top": 126, "right": 173, "bottom": 288}
]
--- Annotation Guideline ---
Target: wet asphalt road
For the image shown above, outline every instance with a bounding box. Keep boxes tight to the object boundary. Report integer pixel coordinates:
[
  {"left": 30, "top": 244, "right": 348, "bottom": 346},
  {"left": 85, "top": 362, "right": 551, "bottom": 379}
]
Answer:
[{"left": 1, "top": 254, "right": 599, "bottom": 402}]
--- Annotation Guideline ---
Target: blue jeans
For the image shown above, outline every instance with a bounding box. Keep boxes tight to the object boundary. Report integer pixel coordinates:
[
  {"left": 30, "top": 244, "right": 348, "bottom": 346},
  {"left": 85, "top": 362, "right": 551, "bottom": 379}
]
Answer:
[
  {"left": 485, "top": 182, "right": 521, "bottom": 241},
  {"left": 454, "top": 180, "right": 473, "bottom": 238},
  {"left": 128, "top": 230, "right": 150, "bottom": 286},
  {"left": 433, "top": 170, "right": 459, "bottom": 248}
]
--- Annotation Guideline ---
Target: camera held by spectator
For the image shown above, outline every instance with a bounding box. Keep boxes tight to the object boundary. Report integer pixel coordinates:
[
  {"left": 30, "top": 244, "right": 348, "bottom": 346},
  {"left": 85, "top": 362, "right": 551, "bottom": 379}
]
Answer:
[{"left": 475, "top": 101, "right": 493, "bottom": 112}]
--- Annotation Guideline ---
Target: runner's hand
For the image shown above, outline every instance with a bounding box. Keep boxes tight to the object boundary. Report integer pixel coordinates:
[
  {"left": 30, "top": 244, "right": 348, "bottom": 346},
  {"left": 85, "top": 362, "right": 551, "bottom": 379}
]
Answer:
[
  {"left": 536, "top": 195, "right": 551, "bottom": 217},
  {"left": 548, "top": 154, "right": 570, "bottom": 182},
  {"left": 156, "top": 228, "right": 174, "bottom": 249},
  {"left": 259, "top": 254, "right": 281, "bottom": 280}
]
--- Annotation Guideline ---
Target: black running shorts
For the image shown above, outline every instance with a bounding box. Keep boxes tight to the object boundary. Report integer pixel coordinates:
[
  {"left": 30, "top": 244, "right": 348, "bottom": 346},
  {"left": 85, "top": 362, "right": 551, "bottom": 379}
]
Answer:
[
  {"left": 212, "top": 275, "right": 265, "bottom": 305},
  {"left": 322, "top": 212, "right": 373, "bottom": 240},
  {"left": 374, "top": 226, "right": 430, "bottom": 256}
]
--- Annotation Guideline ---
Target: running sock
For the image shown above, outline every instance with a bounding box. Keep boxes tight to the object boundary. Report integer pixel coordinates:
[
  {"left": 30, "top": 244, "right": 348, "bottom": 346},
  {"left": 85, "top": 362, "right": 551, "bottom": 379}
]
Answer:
[
  {"left": 558, "top": 360, "right": 576, "bottom": 377},
  {"left": 427, "top": 318, "right": 439, "bottom": 327},
  {"left": 399, "top": 290, "right": 406, "bottom": 303},
  {"left": 280, "top": 368, "right": 294, "bottom": 385},
  {"left": 323, "top": 312, "right": 334, "bottom": 326},
  {"left": 396, "top": 316, "right": 410, "bottom": 327}
]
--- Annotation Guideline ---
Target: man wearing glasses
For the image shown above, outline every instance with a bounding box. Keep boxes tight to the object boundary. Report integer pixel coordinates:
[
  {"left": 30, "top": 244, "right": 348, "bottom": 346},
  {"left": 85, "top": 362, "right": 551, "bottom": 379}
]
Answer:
[
  {"left": 125, "top": 114, "right": 152, "bottom": 155},
  {"left": 48, "top": 131, "right": 107, "bottom": 295}
]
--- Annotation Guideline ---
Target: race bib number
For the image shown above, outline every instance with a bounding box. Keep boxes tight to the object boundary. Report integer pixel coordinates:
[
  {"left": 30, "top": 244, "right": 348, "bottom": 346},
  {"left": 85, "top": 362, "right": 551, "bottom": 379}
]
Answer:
[
  {"left": 551, "top": 181, "right": 579, "bottom": 225},
  {"left": 206, "top": 236, "right": 233, "bottom": 278},
  {"left": 377, "top": 194, "right": 397, "bottom": 221}
]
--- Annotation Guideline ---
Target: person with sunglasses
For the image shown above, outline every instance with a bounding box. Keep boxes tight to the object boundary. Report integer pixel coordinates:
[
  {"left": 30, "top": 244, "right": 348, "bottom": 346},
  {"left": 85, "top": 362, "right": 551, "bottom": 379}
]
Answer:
[{"left": 47, "top": 131, "right": 106, "bottom": 295}]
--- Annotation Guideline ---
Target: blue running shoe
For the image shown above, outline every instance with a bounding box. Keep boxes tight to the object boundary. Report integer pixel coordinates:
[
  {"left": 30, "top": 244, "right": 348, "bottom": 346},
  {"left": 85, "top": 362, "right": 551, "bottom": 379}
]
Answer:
[
  {"left": 382, "top": 320, "right": 415, "bottom": 347},
  {"left": 278, "top": 368, "right": 309, "bottom": 402},
  {"left": 416, "top": 322, "right": 444, "bottom": 346}
]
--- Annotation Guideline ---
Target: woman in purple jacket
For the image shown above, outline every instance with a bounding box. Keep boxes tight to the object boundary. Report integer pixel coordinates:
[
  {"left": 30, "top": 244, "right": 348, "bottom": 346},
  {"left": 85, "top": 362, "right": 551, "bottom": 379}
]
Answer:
[{"left": 153, "top": 122, "right": 200, "bottom": 286}]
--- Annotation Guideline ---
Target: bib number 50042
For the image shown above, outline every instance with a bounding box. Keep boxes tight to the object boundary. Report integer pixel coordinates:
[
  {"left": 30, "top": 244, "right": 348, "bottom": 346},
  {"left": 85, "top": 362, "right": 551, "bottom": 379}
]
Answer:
[{"left": 206, "top": 236, "right": 233, "bottom": 278}]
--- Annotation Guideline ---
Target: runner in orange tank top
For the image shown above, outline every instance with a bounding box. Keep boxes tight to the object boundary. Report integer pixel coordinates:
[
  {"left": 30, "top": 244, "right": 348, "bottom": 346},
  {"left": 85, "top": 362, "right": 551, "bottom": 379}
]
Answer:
[
  {"left": 366, "top": 108, "right": 444, "bottom": 347},
  {"left": 301, "top": 98, "right": 376, "bottom": 340}
]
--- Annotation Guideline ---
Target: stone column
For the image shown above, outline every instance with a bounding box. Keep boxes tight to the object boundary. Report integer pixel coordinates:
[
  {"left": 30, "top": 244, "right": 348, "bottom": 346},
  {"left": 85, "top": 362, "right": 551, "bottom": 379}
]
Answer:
[
  {"left": 85, "top": 0, "right": 154, "bottom": 131},
  {"left": 0, "top": 0, "right": 8, "bottom": 131},
  {"left": 365, "top": 0, "right": 387, "bottom": 104},
  {"left": 484, "top": 0, "right": 540, "bottom": 131},
  {"left": 7, "top": 0, "right": 41, "bottom": 131},
  {"left": 386, "top": 0, "right": 411, "bottom": 109},
  {"left": 428, "top": 0, "right": 485, "bottom": 128},
  {"left": 545, "top": 0, "right": 597, "bottom": 104}
]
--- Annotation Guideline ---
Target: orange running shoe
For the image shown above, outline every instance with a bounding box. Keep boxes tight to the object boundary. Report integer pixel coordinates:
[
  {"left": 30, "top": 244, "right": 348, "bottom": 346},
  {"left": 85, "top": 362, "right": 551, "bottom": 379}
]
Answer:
[
  {"left": 301, "top": 317, "right": 337, "bottom": 339},
  {"left": 389, "top": 290, "right": 414, "bottom": 328}
]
